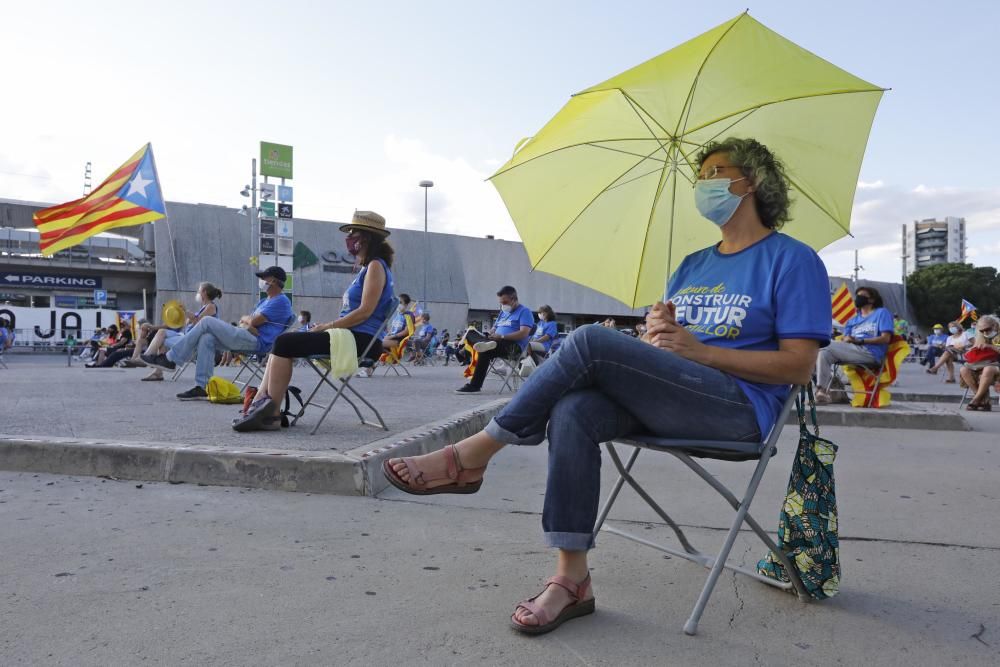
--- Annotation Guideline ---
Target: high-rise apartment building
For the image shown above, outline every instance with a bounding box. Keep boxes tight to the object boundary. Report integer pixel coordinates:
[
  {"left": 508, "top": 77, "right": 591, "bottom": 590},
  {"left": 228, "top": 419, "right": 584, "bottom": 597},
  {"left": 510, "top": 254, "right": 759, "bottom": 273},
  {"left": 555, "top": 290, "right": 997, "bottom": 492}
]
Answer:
[{"left": 902, "top": 217, "right": 966, "bottom": 276}]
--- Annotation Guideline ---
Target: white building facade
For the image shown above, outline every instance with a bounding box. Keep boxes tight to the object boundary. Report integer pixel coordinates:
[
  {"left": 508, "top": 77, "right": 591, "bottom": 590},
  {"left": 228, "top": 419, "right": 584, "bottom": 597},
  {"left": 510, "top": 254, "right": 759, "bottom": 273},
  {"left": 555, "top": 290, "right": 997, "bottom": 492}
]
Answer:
[{"left": 902, "top": 216, "right": 966, "bottom": 276}]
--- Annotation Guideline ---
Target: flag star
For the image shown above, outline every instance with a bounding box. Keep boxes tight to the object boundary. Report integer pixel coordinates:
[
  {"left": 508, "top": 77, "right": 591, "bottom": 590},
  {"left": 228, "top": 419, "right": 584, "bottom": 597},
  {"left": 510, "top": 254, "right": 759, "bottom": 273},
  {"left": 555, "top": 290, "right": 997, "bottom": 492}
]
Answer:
[{"left": 127, "top": 171, "right": 153, "bottom": 199}]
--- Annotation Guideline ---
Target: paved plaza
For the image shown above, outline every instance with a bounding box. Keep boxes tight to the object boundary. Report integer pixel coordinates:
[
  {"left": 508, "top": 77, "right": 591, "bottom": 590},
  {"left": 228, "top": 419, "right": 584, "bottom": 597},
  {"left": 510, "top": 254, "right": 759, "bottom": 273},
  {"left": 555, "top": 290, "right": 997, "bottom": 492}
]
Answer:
[{"left": 1, "top": 353, "right": 999, "bottom": 665}]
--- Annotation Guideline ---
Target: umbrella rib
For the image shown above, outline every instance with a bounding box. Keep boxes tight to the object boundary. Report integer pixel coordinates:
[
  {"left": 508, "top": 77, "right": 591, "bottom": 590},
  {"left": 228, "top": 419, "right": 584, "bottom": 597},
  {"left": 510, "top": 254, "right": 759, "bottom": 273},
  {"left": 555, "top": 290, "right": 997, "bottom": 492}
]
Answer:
[
  {"left": 619, "top": 91, "right": 675, "bottom": 144},
  {"left": 489, "top": 138, "right": 671, "bottom": 180},
  {"left": 674, "top": 12, "right": 749, "bottom": 139},
  {"left": 784, "top": 173, "right": 853, "bottom": 236},
  {"left": 606, "top": 165, "right": 665, "bottom": 192},
  {"left": 680, "top": 88, "right": 884, "bottom": 137},
  {"left": 587, "top": 143, "right": 668, "bottom": 163},
  {"left": 528, "top": 144, "right": 670, "bottom": 270},
  {"left": 630, "top": 153, "right": 675, "bottom": 308}
]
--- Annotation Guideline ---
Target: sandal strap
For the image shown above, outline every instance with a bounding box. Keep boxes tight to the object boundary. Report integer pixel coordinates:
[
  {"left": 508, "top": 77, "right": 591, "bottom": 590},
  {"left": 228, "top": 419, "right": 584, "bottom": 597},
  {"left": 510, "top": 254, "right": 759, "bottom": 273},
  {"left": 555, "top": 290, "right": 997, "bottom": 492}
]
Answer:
[
  {"left": 401, "top": 445, "right": 461, "bottom": 489},
  {"left": 514, "top": 600, "right": 551, "bottom": 626},
  {"left": 544, "top": 574, "right": 590, "bottom": 601}
]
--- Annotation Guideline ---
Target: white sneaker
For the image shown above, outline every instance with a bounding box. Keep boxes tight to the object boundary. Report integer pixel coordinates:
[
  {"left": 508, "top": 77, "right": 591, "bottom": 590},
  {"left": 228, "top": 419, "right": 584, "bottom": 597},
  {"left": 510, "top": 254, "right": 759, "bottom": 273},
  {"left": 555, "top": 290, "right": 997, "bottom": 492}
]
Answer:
[{"left": 473, "top": 341, "right": 497, "bottom": 353}]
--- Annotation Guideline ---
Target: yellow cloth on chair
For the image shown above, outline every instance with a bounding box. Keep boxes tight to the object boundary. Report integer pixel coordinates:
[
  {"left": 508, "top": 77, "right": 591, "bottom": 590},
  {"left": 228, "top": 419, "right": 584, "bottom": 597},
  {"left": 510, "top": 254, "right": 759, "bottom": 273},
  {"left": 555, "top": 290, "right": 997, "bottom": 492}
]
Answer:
[{"left": 326, "top": 329, "right": 359, "bottom": 379}]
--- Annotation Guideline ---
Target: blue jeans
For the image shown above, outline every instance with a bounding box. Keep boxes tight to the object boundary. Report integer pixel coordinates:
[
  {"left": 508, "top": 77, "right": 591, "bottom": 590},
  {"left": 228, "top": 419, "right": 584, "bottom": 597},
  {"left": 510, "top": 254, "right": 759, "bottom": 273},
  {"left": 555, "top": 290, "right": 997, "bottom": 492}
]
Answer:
[
  {"left": 484, "top": 325, "right": 760, "bottom": 551},
  {"left": 166, "top": 318, "right": 258, "bottom": 388}
]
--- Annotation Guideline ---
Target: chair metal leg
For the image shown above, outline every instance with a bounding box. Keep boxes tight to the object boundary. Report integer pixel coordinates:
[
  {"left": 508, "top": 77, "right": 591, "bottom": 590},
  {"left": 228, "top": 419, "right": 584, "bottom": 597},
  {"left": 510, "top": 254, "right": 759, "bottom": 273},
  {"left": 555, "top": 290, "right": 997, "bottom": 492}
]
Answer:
[
  {"left": 592, "top": 444, "right": 641, "bottom": 536},
  {"left": 683, "top": 452, "right": 773, "bottom": 635}
]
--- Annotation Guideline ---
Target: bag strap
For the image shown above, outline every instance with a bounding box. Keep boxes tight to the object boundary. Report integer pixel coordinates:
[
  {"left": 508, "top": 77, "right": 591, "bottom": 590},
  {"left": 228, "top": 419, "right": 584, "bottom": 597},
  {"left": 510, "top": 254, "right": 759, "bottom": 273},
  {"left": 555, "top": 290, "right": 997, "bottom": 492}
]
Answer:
[
  {"left": 279, "top": 385, "right": 304, "bottom": 427},
  {"left": 796, "top": 384, "right": 821, "bottom": 437}
]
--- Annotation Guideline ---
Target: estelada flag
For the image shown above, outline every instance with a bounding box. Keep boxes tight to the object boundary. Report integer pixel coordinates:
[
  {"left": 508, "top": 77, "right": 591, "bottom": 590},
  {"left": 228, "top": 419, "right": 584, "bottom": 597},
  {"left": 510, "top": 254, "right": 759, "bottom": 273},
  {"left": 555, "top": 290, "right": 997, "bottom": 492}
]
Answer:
[
  {"left": 959, "top": 298, "right": 978, "bottom": 323},
  {"left": 32, "top": 143, "right": 165, "bottom": 255},
  {"left": 831, "top": 282, "right": 857, "bottom": 326}
]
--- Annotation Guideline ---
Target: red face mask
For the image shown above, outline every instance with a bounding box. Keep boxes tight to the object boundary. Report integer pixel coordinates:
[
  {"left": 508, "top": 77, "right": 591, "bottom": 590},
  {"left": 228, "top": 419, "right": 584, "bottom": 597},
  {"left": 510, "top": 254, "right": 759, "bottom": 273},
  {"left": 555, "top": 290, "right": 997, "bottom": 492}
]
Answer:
[{"left": 346, "top": 236, "right": 362, "bottom": 256}]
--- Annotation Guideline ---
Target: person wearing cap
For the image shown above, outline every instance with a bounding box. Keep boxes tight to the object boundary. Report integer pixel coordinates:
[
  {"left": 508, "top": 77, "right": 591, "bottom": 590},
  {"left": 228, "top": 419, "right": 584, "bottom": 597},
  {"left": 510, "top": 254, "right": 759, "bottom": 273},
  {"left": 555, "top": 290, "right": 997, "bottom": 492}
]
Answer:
[
  {"left": 234, "top": 211, "right": 396, "bottom": 431},
  {"left": 143, "top": 267, "right": 292, "bottom": 400},
  {"left": 922, "top": 323, "right": 947, "bottom": 368}
]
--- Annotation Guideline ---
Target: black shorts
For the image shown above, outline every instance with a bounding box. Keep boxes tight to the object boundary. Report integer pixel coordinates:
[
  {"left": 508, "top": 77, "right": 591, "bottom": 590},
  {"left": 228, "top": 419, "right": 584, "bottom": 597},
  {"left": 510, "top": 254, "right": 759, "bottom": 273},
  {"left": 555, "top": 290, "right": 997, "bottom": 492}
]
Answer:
[{"left": 271, "top": 330, "right": 383, "bottom": 361}]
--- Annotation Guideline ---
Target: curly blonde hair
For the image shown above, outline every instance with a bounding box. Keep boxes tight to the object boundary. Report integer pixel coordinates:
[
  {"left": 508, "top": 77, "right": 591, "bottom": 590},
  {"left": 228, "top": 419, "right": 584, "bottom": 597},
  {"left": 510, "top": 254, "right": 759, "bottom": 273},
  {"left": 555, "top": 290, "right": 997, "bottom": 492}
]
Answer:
[{"left": 697, "top": 138, "right": 792, "bottom": 229}]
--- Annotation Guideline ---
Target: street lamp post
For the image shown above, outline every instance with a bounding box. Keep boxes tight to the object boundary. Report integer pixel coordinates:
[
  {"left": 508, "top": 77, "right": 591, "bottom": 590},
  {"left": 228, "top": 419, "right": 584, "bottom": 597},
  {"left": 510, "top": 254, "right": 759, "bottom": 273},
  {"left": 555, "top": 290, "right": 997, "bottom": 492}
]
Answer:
[
  {"left": 419, "top": 180, "right": 434, "bottom": 313},
  {"left": 240, "top": 159, "right": 259, "bottom": 304}
]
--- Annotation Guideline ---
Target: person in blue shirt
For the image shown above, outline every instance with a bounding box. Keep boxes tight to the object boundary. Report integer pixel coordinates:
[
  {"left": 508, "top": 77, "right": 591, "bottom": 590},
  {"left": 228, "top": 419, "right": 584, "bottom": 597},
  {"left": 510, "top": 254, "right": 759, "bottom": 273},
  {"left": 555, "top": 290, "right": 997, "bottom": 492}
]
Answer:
[
  {"left": 921, "top": 324, "right": 947, "bottom": 368},
  {"left": 815, "top": 285, "right": 894, "bottom": 403},
  {"left": 0, "top": 319, "right": 10, "bottom": 351},
  {"left": 144, "top": 267, "right": 292, "bottom": 400},
  {"left": 382, "top": 293, "right": 416, "bottom": 356},
  {"left": 384, "top": 138, "right": 831, "bottom": 635},
  {"left": 134, "top": 282, "right": 221, "bottom": 380},
  {"left": 409, "top": 313, "right": 438, "bottom": 364},
  {"left": 529, "top": 305, "right": 559, "bottom": 364},
  {"left": 234, "top": 211, "right": 395, "bottom": 431},
  {"left": 455, "top": 285, "right": 535, "bottom": 393}
]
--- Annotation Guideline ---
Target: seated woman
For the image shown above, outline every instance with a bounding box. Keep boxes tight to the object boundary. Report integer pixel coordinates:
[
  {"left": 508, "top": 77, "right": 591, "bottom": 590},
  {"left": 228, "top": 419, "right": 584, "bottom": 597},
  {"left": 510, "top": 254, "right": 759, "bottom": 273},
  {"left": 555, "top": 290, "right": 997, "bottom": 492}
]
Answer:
[
  {"left": 382, "top": 293, "right": 416, "bottom": 355},
  {"left": 529, "top": 305, "right": 558, "bottom": 365},
  {"left": 927, "top": 320, "right": 967, "bottom": 383},
  {"left": 383, "top": 138, "right": 830, "bottom": 634},
  {"left": 814, "top": 285, "right": 893, "bottom": 403},
  {"left": 959, "top": 315, "right": 1000, "bottom": 411},
  {"left": 138, "top": 283, "right": 221, "bottom": 380},
  {"left": 234, "top": 211, "right": 395, "bottom": 432},
  {"left": 85, "top": 325, "right": 132, "bottom": 367}
]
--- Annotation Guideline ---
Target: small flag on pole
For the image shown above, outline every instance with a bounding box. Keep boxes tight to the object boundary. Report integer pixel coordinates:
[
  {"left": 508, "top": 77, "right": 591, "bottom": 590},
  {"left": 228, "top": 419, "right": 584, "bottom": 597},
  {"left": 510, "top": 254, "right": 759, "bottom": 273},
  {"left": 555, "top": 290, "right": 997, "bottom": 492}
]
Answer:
[
  {"left": 831, "top": 282, "right": 857, "bottom": 326},
  {"left": 32, "top": 143, "right": 166, "bottom": 256},
  {"left": 959, "top": 298, "right": 978, "bottom": 323}
]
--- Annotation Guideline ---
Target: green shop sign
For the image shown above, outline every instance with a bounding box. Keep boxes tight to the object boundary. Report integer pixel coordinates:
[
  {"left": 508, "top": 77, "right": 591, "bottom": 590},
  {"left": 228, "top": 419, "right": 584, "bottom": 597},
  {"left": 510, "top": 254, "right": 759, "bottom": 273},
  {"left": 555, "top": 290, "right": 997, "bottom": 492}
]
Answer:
[{"left": 260, "top": 141, "right": 293, "bottom": 179}]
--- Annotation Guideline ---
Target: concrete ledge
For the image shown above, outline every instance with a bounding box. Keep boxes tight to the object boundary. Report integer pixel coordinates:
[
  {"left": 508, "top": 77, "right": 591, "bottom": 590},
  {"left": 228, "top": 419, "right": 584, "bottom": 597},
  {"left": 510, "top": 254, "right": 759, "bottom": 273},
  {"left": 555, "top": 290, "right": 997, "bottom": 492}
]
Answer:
[
  {"left": 791, "top": 404, "right": 970, "bottom": 431},
  {"left": 0, "top": 399, "right": 511, "bottom": 496},
  {"left": 890, "top": 391, "right": 997, "bottom": 405},
  {"left": 347, "top": 398, "right": 510, "bottom": 495}
]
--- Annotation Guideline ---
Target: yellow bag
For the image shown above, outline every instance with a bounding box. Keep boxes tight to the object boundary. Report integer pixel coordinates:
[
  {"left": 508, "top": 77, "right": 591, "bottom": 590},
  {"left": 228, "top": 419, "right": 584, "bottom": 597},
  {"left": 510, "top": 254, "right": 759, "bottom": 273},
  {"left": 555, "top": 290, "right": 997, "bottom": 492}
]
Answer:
[{"left": 206, "top": 376, "right": 243, "bottom": 404}]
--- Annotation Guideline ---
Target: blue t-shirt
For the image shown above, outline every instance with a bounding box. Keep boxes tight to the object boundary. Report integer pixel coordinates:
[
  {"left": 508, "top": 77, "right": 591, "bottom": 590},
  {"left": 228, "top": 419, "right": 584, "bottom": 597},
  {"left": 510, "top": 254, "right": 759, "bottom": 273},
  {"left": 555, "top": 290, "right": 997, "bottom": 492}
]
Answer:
[
  {"left": 844, "top": 307, "right": 893, "bottom": 364},
  {"left": 532, "top": 320, "right": 559, "bottom": 351},
  {"left": 926, "top": 333, "right": 947, "bottom": 348},
  {"left": 182, "top": 302, "right": 219, "bottom": 334},
  {"left": 415, "top": 323, "right": 436, "bottom": 340},
  {"left": 253, "top": 293, "right": 293, "bottom": 355},
  {"left": 386, "top": 309, "right": 415, "bottom": 337},
  {"left": 340, "top": 259, "right": 395, "bottom": 336},
  {"left": 494, "top": 304, "right": 535, "bottom": 351},
  {"left": 0, "top": 328, "right": 7, "bottom": 348},
  {"left": 668, "top": 233, "right": 831, "bottom": 438}
]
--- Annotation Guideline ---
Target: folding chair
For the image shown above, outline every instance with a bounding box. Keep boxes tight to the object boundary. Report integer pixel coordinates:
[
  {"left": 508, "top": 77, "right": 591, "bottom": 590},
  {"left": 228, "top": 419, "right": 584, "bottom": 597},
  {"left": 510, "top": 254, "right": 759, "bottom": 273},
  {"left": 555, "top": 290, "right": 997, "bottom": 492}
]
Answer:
[
  {"left": 378, "top": 311, "right": 416, "bottom": 377},
  {"left": 592, "top": 385, "right": 810, "bottom": 636},
  {"left": 290, "top": 297, "right": 398, "bottom": 434},
  {"left": 0, "top": 350, "right": 8, "bottom": 369}
]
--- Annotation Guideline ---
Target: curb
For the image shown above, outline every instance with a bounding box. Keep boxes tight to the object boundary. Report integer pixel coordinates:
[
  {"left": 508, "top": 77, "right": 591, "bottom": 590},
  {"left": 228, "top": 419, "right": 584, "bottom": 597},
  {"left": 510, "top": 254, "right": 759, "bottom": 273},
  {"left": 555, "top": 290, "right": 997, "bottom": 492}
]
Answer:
[
  {"left": 891, "top": 392, "right": 997, "bottom": 405},
  {"left": 0, "top": 399, "right": 510, "bottom": 496},
  {"left": 793, "top": 405, "right": 970, "bottom": 431}
]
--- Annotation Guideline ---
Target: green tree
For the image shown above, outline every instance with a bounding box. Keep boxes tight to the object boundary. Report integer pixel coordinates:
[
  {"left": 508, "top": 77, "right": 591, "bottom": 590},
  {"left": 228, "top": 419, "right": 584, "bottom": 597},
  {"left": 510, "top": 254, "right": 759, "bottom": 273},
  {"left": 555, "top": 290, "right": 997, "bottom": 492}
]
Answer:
[{"left": 907, "top": 263, "right": 1000, "bottom": 327}]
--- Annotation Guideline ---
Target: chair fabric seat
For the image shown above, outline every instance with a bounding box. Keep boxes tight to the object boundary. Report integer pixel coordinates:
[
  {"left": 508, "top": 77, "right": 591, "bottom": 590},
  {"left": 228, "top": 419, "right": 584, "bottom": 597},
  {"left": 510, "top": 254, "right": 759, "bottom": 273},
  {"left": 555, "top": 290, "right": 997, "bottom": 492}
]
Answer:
[{"left": 619, "top": 434, "right": 766, "bottom": 462}]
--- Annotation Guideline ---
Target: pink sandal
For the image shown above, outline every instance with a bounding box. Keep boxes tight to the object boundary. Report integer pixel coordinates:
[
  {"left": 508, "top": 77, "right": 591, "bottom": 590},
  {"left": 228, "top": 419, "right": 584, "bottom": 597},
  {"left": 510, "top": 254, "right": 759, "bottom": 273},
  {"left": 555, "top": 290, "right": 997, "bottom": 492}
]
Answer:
[
  {"left": 382, "top": 445, "right": 486, "bottom": 495},
  {"left": 510, "top": 574, "right": 596, "bottom": 635}
]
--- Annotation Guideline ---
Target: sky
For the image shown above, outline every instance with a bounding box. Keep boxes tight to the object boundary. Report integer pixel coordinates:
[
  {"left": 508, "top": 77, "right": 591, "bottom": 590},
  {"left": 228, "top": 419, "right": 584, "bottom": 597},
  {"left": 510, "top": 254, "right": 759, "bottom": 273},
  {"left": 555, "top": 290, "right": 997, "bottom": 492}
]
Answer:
[{"left": 2, "top": 0, "right": 998, "bottom": 283}]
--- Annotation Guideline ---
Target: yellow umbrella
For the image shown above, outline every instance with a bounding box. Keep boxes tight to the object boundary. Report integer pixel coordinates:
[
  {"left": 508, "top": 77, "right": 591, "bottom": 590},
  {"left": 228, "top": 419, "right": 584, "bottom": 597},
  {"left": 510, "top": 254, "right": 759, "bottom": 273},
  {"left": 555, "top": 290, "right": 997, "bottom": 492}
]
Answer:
[{"left": 490, "top": 13, "right": 885, "bottom": 308}]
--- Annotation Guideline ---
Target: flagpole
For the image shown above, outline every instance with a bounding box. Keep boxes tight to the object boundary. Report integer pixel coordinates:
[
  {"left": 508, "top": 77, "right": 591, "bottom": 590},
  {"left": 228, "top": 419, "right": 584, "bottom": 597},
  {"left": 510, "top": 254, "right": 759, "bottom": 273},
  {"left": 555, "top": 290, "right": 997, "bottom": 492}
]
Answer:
[{"left": 146, "top": 144, "right": 180, "bottom": 293}]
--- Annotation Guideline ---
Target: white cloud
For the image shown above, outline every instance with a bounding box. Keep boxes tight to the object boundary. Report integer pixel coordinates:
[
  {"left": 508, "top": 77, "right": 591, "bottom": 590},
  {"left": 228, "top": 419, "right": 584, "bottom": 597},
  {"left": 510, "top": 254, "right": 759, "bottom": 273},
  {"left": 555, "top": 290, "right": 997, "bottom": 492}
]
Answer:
[
  {"left": 819, "top": 181, "right": 1000, "bottom": 281},
  {"left": 857, "top": 179, "right": 884, "bottom": 189},
  {"left": 348, "top": 135, "right": 518, "bottom": 241}
]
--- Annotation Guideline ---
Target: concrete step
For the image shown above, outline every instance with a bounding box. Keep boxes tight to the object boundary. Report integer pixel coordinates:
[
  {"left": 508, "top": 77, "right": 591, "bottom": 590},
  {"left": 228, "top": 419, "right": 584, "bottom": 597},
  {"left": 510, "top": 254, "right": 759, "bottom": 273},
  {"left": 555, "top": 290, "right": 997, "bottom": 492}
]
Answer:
[{"left": 795, "top": 402, "right": 970, "bottom": 431}]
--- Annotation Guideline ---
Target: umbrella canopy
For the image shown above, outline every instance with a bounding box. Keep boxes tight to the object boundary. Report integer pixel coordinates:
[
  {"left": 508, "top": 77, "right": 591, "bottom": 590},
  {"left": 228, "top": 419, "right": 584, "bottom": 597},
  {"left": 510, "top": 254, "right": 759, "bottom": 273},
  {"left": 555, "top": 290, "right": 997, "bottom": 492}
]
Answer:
[{"left": 490, "top": 13, "right": 885, "bottom": 308}]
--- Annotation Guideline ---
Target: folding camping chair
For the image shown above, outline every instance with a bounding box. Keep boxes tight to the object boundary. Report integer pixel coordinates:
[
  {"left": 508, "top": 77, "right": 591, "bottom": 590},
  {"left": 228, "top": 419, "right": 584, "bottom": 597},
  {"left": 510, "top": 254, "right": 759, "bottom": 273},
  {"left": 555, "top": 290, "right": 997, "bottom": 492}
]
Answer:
[
  {"left": 0, "top": 348, "right": 8, "bottom": 369},
  {"left": 592, "top": 385, "right": 810, "bottom": 636},
  {"left": 378, "top": 310, "right": 416, "bottom": 377},
  {"left": 231, "top": 314, "right": 299, "bottom": 390},
  {"left": 289, "top": 297, "right": 397, "bottom": 434},
  {"left": 485, "top": 324, "right": 536, "bottom": 394}
]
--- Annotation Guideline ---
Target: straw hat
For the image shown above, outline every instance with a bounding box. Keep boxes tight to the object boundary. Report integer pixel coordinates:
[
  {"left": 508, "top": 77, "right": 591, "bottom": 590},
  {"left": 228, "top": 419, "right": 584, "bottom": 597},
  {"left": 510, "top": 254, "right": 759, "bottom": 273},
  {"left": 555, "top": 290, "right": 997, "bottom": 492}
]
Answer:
[
  {"left": 161, "top": 299, "right": 186, "bottom": 329},
  {"left": 340, "top": 210, "right": 390, "bottom": 237}
]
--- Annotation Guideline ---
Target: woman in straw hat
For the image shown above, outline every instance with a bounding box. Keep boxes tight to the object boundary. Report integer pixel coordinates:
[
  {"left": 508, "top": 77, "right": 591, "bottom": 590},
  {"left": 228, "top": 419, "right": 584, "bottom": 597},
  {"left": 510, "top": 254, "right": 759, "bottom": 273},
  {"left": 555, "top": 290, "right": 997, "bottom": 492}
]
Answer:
[
  {"left": 234, "top": 211, "right": 396, "bottom": 432},
  {"left": 135, "top": 282, "right": 222, "bottom": 380}
]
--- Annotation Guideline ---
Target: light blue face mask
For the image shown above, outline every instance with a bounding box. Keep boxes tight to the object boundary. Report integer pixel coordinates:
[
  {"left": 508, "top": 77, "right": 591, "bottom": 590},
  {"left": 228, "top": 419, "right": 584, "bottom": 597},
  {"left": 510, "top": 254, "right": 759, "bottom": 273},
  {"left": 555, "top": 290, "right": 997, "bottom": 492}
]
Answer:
[{"left": 694, "top": 177, "right": 748, "bottom": 227}]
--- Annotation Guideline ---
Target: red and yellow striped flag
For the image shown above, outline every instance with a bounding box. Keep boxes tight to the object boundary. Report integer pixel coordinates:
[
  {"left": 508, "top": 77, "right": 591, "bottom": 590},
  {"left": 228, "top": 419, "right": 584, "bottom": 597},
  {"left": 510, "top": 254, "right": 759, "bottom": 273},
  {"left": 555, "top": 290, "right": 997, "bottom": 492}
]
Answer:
[
  {"left": 32, "top": 143, "right": 166, "bottom": 255},
  {"left": 831, "top": 282, "right": 856, "bottom": 326}
]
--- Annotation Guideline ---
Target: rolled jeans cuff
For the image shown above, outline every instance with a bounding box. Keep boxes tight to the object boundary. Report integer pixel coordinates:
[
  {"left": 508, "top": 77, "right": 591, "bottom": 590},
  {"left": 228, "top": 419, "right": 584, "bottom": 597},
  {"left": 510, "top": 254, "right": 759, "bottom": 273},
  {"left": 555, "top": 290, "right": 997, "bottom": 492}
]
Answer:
[
  {"left": 544, "top": 531, "right": 595, "bottom": 551},
  {"left": 484, "top": 417, "right": 545, "bottom": 447}
]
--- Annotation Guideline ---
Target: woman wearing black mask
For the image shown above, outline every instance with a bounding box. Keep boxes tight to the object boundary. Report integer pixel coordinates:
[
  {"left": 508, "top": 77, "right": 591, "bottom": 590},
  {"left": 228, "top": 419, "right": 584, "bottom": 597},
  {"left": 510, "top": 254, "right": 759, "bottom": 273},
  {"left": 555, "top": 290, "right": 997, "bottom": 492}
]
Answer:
[{"left": 815, "top": 286, "right": 893, "bottom": 403}]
